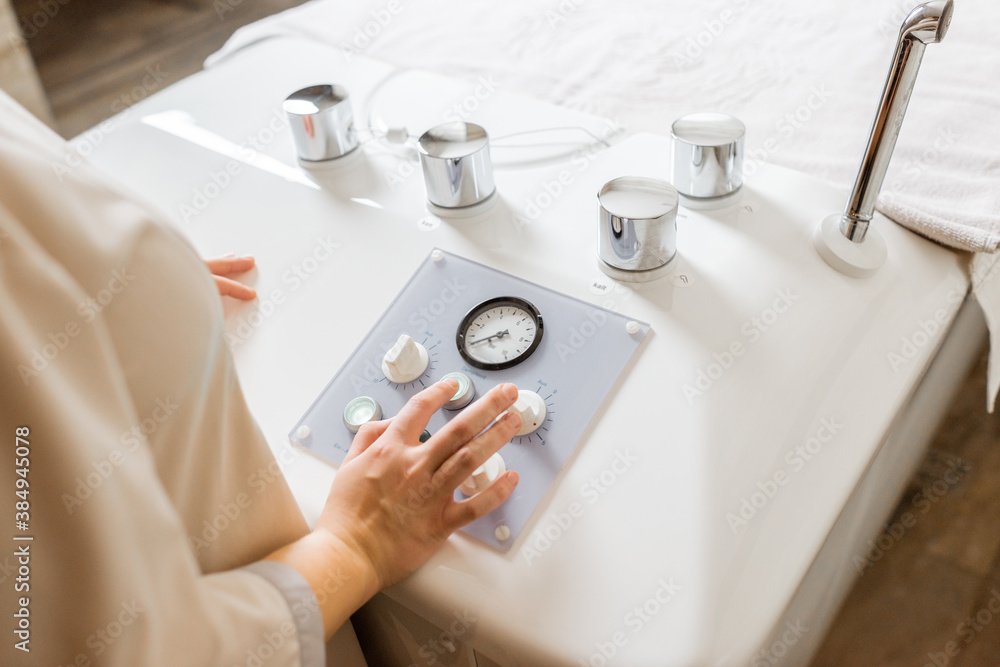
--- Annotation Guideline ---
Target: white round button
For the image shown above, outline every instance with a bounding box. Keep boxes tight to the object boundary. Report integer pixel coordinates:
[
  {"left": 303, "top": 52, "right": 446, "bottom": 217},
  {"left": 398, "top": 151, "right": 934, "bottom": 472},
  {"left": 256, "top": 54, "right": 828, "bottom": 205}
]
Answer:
[
  {"left": 460, "top": 452, "right": 506, "bottom": 496},
  {"left": 343, "top": 397, "right": 383, "bottom": 433},
  {"left": 382, "top": 334, "right": 429, "bottom": 384},
  {"left": 507, "top": 390, "right": 547, "bottom": 436},
  {"left": 441, "top": 372, "right": 476, "bottom": 410}
]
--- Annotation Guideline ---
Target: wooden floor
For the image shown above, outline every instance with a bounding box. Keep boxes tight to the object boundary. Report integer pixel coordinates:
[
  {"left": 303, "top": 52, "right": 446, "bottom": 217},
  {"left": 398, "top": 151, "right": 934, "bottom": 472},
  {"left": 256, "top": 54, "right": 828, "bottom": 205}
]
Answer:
[
  {"left": 811, "top": 347, "right": 1000, "bottom": 667},
  {"left": 12, "top": 0, "right": 310, "bottom": 138},
  {"left": 12, "top": 1, "right": 1000, "bottom": 664}
]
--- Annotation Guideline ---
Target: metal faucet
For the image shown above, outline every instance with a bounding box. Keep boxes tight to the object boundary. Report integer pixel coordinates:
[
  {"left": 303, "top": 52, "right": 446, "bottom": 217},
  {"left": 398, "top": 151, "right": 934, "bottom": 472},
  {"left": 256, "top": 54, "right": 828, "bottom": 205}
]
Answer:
[{"left": 839, "top": 0, "right": 954, "bottom": 243}]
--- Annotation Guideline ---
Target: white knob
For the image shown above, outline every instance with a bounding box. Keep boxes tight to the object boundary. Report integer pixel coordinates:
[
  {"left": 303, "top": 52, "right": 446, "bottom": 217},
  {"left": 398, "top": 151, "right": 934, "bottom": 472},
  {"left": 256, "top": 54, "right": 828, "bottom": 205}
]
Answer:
[
  {"left": 507, "top": 390, "right": 547, "bottom": 436},
  {"left": 460, "top": 452, "right": 506, "bottom": 496},
  {"left": 382, "top": 334, "right": 429, "bottom": 383}
]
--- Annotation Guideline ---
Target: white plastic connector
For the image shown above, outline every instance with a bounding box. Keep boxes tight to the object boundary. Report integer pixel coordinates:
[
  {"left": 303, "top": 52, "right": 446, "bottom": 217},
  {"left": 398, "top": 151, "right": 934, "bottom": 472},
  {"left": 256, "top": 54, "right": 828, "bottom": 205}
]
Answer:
[
  {"left": 386, "top": 127, "right": 409, "bottom": 144},
  {"left": 814, "top": 214, "right": 887, "bottom": 279}
]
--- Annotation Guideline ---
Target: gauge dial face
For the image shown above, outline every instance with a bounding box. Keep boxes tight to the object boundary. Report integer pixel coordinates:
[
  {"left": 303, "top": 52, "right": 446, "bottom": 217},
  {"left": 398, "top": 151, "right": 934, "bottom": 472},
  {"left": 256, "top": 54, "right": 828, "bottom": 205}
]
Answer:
[{"left": 457, "top": 297, "right": 543, "bottom": 370}]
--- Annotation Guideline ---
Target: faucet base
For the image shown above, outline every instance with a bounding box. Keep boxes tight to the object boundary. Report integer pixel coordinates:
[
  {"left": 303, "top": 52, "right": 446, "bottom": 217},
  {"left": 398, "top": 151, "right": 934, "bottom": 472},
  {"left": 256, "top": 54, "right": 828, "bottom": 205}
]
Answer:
[{"left": 814, "top": 214, "right": 887, "bottom": 278}]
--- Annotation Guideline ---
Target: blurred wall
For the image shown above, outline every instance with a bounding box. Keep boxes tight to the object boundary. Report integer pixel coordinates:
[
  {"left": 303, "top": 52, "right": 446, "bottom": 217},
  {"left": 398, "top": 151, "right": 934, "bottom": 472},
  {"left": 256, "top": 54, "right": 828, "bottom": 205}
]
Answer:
[{"left": 0, "top": 0, "right": 54, "bottom": 125}]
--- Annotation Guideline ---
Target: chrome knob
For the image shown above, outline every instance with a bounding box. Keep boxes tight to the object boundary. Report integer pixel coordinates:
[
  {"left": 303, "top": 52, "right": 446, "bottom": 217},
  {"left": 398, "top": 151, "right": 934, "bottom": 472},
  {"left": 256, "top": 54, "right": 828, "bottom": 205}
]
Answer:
[
  {"left": 417, "top": 122, "right": 496, "bottom": 209},
  {"left": 441, "top": 372, "right": 476, "bottom": 410},
  {"left": 284, "top": 84, "right": 359, "bottom": 163},
  {"left": 343, "top": 397, "right": 382, "bottom": 433},
  {"left": 597, "top": 176, "right": 679, "bottom": 282},
  {"left": 670, "top": 113, "right": 745, "bottom": 204}
]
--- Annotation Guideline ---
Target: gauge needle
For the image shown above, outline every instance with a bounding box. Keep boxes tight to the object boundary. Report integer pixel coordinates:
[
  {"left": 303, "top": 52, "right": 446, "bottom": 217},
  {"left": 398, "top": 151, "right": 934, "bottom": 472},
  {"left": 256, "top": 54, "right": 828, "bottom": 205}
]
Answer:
[{"left": 470, "top": 329, "right": 510, "bottom": 346}]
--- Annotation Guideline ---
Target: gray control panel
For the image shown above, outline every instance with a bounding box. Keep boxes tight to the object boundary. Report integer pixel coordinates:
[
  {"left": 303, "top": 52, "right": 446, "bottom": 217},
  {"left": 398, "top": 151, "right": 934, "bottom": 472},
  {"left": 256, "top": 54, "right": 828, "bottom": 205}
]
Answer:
[{"left": 290, "top": 249, "right": 649, "bottom": 551}]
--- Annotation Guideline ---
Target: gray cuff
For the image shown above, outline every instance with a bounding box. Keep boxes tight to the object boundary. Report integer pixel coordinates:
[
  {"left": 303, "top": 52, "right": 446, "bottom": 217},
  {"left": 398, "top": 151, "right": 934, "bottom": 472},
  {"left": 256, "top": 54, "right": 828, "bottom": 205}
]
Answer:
[{"left": 242, "top": 561, "right": 325, "bottom": 667}]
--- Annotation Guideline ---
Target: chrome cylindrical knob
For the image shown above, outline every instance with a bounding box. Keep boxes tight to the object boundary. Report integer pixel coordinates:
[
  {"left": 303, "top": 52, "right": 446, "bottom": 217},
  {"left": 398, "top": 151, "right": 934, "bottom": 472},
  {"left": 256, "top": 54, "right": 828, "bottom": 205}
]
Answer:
[
  {"left": 597, "top": 176, "right": 679, "bottom": 282},
  {"left": 284, "top": 84, "right": 359, "bottom": 163},
  {"left": 671, "top": 113, "right": 745, "bottom": 203},
  {"left": 417, "top": 122, "right": 496, "bottom": 209}
]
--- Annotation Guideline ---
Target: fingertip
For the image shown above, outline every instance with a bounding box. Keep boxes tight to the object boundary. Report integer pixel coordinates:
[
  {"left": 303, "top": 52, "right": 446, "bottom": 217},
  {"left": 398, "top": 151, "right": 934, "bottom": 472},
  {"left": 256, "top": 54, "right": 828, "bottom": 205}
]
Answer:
[
  {"left": 347, "top": 418, "right": 392, "bottom": 458},
  {"left": 357, "top": 418, "right": 391, "bottom": 436},
  {"left": 501, "top": 383, "right": 519, "bottom": 401},
  {"left": 446, "top": 472, "right": 518, "bottom": 528},
  {"left": 229, "top": 285, "right": 257, "bottom": 301}
]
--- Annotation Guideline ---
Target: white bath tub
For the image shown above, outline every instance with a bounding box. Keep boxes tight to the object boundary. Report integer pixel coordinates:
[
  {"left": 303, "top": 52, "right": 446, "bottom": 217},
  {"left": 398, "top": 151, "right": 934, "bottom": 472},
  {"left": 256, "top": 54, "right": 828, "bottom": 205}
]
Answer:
[{"left": 79, "top": 38, "right": 984, "bottom": 666}]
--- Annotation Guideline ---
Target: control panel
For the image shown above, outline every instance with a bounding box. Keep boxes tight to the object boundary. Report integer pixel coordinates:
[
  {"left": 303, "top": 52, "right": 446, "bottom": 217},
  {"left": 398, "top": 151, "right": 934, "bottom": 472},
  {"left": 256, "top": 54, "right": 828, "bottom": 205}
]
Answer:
[{"left": 290, "top": 249, "right": 649, "bottom": 551}]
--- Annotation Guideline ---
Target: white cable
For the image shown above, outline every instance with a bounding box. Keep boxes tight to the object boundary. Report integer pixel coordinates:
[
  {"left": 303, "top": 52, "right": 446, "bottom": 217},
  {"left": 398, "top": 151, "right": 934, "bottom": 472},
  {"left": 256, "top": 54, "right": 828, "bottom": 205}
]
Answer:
[
  {"left": 490, "top": 126, "right": 611, "bottom": 148},
  {"left": 360, "top": 69, "right": 613, "bottom": 154}
]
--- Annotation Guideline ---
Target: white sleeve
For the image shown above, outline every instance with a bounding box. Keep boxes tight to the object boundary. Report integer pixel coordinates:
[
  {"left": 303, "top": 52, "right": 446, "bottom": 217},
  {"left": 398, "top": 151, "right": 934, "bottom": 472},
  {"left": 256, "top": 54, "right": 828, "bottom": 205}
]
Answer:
[
  {"left": 0, "top": 89, "right": 328, "bottom": 666},
  {"left": 0, "top": 206, "right": 324, "bottom": 666},
  {"left": 242, "top": 562, "right": 327, "bottom": 666}
]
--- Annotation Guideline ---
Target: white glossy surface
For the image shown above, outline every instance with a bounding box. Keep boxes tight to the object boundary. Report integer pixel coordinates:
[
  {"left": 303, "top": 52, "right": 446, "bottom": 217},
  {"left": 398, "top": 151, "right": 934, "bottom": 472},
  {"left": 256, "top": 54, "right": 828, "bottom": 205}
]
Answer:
[{"left": 78, "top": 39, "right": 969, "bottom": 666}]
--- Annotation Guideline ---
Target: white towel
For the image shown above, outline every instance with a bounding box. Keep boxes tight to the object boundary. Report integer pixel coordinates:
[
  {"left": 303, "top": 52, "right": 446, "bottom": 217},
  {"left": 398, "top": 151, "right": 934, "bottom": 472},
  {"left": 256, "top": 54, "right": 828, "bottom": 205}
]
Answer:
[{"left": 208, "top": 0, "right": 1000, "bottom": 406}]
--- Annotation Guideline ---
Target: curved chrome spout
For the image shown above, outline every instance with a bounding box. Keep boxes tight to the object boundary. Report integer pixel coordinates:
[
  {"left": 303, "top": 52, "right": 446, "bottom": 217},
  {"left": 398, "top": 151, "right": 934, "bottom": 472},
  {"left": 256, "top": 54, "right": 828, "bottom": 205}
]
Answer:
[{"left": 840, "top": 0, "right": 954, "bottom": 243}]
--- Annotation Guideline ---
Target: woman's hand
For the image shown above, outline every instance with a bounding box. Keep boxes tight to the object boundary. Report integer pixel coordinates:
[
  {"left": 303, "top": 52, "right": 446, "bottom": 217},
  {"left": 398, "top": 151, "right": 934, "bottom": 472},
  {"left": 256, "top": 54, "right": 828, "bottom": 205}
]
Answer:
[
  {"left": 204, "top": 254, "right": 257, "bottom": 300},
  {"left": 266, "top": 379, "right": 521, "bottom": 639},
  {"left": 319, "top": 379, "right": 521, "bottom": 589}
]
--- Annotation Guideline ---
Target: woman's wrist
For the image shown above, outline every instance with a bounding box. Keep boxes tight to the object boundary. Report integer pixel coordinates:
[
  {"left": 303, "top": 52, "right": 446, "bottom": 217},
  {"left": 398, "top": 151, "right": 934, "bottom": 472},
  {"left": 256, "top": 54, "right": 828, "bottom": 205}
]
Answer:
[
  {"left": 308, "top": 525, "right": 382, "bottom": 602},
  {"left": 265, "top": 526, "right": 381, "bottom": 639}
]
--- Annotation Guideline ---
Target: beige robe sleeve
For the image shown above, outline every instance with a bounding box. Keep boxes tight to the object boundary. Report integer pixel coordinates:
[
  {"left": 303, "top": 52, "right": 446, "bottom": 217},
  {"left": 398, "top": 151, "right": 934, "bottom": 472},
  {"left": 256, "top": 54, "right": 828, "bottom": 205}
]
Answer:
[{"left": 0, "top": 90, "right": 326, "bottom": 665}]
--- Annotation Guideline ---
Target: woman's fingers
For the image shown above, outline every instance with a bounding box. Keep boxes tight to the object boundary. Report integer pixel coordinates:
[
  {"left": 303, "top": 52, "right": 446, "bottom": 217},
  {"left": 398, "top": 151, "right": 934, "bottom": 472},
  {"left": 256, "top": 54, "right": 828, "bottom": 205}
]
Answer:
[
  {"left": 423, "top": 383, "right": 519, "bottom": 471},
  {"left": 213, "top": 275, "right": 257, "bottom": 300},
  {"left": 343, "top": 419, "right": 392, "bottom": 465},
  {"left": 313, "top": 380, "right": 522, "bottom": 591},
  {"left": 443, "top": 471, "right": 519, "bottom": 530},
  {"left": 205, "top": 255, "right": 256, "bottom": 300},
  {"left": 430, "top": 411, "right": 520, "bottom": 491},
  {"left": 205, "top": 254, "right": 255, "bottom": 276},
  {"left": 389, "top": 379, "right": 458, "bottom": 442}
]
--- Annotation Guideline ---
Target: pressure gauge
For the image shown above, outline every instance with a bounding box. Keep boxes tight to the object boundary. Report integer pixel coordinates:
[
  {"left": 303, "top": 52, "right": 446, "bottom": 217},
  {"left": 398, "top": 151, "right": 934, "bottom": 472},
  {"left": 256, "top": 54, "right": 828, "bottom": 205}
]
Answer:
[{"left": 456, "top": 297, "right": 543, "bottom": 371}]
